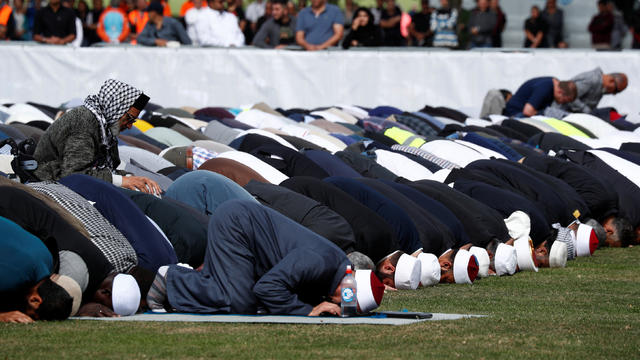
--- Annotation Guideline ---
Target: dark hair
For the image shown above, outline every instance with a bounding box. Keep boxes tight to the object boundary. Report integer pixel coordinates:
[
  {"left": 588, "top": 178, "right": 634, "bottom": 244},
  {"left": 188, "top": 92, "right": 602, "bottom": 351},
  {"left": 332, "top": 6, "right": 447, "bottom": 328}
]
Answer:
[
  {"left": 543, "top": 231, "right": 555, "bottom": 253},
  {"left": 558, "top": 81, "right": 577, "bottom": 100},
  {"left": 611, "top": 217, "right": 634, "bottom": 247},
  {"left": 585, "top": 218, "right": 606, "bottom": 246},
  {"left": 347, "top": 251, "right": 375, "bottom": 271},
  {"left": 35, "top": 278, "right": 73, "bottom": 321},
  {"left": 147, "top": 1, "right": 164, "bottom": 14},
  {"left": 374, "top": 251, "right": 404, "bottom": 281},
  {"left": 352, "top": 7, "right": 374, "bottom": 26},
  {"left": 129, "top": 265, "right": 155, "bottom": 303},
  {"left": 499, "top": 89, "right": 512, "bottom": 100},
  {"left": 485, "top": 239, "right": 501, "bottom": 270},
  {"left": 448, "top": 248, "right": 460, "bottom": 265},
  {"left": 271, "top": 0, "right": 287, "bottom": 5}
]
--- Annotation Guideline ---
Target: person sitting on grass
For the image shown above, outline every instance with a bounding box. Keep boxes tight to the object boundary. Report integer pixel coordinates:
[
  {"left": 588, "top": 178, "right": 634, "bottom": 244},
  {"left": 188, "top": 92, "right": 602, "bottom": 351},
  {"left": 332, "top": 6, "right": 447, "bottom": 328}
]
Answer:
[{"left": 33, "top": 79, "right": 161, "bottom": 195}]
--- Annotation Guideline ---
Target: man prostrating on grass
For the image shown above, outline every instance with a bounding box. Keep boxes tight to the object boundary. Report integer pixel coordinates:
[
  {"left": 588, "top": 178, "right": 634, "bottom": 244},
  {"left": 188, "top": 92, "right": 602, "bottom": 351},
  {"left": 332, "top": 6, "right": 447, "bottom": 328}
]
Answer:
[{"left": 147, "top": 200, "right": 384, "bottom": 316}]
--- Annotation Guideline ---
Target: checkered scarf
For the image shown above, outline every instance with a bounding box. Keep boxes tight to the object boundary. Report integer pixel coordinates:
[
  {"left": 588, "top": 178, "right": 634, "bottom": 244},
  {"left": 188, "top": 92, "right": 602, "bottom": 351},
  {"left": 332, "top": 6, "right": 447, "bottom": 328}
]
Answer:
[
  {"left": 28, "top": 181, "right": 138, "bottom": 273},
  {"left": 84, "top": 79, "right": 142, "bottom": 168}
]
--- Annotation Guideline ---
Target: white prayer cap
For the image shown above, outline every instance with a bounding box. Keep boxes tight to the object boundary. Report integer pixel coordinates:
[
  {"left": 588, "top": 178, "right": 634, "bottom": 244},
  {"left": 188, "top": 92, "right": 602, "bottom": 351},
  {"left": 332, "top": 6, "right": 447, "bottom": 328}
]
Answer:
[
  {"left": 453, "top": 250, "right": 479, "bottom": 284},
  {"left": 417, "top": 253, "right": 440, "bottom": 287},
  {"left": 514, "top": 238, "right": 539, "bottom": 272},
  {"left": 576, "top": 224, "right": 598, "bottom": 257},
  {"left": 355, "top": 270, "right": 384, "bottom": 314},
  {"left": 51, "top": 274, "right": 82, "bottom": 317},
  {"left": 494, "top": 243, "right": 517, "bottom": 276},
  {"left": 112, "top": 274, "right": 141, "bottom": 316},
  {"left": 504, "top": 211, "right": 531, "bottom": 242},
  {"left": 469, "top": 246, "right": 490, "bottom": 278},
  {"left": 549, "top": 241, "right": 568, "bottom": 268},
  {"left": 394, "top": 254, "right": 421, "bottom": 290}
]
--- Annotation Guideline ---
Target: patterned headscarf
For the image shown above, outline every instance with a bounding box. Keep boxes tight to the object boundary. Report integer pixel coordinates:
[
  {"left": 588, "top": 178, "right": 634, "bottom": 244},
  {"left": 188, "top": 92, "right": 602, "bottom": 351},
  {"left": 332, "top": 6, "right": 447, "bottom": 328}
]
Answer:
[{"left": 83, "top": 79, "right": 144, "bottom": 169}]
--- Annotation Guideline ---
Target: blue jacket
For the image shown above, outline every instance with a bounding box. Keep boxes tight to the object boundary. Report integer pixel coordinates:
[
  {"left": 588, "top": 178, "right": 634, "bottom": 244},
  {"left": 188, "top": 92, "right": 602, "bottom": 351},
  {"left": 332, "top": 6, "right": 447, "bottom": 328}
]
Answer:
[
  {"left": 166, "top": 200, "right": 349, "bottom": 315},
  {"left": 59, "top": 174, "right": 177, "bottom": 272},
  {"left": 324, "top": 176, "right": 422, "bottom": 254}
]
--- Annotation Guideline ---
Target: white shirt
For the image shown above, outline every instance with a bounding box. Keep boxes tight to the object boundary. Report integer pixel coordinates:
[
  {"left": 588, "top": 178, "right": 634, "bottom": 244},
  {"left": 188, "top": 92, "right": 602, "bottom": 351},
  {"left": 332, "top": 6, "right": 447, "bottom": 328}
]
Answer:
[
  {"left": 245, "top": 0, "right": 265, "bottom": 23},
  {"left": 185, "top": 7, "right": 245, "bottom": 47},
  {"left": 420, "top": 139, "right": 487, "bottom": 168},
  {"left": 563, "top": 113, "right": 619, "bottom": 138},
  {"left": 588, "top": 149, "right": 640, "bottom": 188},
  {"left": 374, "top": 149, "right": 433, "bottom": 181},
  {"left": 217, "top": 151, "right": 288, "bottom": 184}
]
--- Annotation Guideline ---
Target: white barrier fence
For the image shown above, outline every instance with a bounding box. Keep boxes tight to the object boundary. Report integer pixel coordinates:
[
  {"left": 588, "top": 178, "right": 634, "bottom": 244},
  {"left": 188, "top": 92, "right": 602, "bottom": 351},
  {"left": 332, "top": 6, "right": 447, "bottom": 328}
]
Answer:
[{"left": 1, "top": 45, "right": 639, "bottom": 118}]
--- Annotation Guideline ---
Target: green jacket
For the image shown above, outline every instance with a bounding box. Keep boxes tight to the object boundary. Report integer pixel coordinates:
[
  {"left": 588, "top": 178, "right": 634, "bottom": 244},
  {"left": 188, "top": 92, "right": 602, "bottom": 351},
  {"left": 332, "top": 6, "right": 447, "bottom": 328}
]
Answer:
[{"left": 34, "top": 106, "right": 123, "bottom": 183}]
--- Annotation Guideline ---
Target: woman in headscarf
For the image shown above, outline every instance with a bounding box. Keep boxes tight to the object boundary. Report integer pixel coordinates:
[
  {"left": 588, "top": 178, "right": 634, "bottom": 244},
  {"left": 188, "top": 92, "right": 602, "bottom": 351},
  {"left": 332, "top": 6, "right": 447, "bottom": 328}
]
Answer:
[
  {"left": 34, "top": 79, "right": 160, "bottom": 194},
  {"left": 342, "top": 7, "right": 382, "bottom": 49}
]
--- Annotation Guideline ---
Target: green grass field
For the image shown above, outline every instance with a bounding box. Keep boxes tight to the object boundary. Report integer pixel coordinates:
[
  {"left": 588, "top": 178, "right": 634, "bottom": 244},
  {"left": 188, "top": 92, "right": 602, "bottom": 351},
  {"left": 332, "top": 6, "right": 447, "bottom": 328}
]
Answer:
[{"left": 2, "top": 247, "right": 639, "bottom": 359}]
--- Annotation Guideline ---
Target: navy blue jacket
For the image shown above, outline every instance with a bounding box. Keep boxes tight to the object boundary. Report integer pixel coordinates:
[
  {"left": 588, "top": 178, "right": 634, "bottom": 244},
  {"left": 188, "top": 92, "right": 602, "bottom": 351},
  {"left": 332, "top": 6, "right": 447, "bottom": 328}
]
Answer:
[
  {"left": 407, "top": 179, "right": 511, "bottom": 247},
  {"left": 560, "top": 150, "right": 640, "bottom": 228},
  {"left": 380, "top": 179, "right": 470, "bottom": 249},
  {"left": 522, "top": 154, "right": 618, "bottom": 222},
  {"left": 281, "top": 176, "right": 399, "bottom": 264},
  {"left": 324, "top": 176, "right": 422, "bottom": 254},
  {"left": 243, "top": 180, "right": 356, "bottom": 252},
  {"left": 59, "top": 174, "right": 177, "bottom": 272},
  {"left": 166, "top": 200, "right": 349, "bottom": 315},
  {"left": 453, "top": 178, "right": 552, "bottom": 246},
  {"left": 357, "top": 178, "right": 457, "bottom": 255},
  {"left": 303, "top": 149, "right": 362, "bottom": 178}
]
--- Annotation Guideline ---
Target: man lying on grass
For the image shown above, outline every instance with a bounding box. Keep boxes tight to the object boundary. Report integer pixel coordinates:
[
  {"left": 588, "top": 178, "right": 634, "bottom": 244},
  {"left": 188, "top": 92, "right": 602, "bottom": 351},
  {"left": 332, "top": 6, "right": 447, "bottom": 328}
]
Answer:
[
  {"left": 0, "top": 216, "right": 80, "bottom": 323},
  {"left": 145, "top": 200, "right": 384, "bottom": 316}
]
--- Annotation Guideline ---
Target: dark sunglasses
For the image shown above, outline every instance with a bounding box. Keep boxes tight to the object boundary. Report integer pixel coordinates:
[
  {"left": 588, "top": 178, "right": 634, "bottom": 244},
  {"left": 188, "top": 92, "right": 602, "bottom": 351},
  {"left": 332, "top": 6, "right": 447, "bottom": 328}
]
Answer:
[{"left": 123, "top": 112, "right": 137, "bottom": 126}]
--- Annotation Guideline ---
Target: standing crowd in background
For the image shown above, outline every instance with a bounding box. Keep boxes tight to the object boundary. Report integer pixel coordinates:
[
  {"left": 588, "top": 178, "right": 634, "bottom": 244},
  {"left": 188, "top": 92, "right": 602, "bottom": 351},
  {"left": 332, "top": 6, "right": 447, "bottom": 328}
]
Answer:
[{"left": 1, "top": 0, "right": 640, "bottom": 49}]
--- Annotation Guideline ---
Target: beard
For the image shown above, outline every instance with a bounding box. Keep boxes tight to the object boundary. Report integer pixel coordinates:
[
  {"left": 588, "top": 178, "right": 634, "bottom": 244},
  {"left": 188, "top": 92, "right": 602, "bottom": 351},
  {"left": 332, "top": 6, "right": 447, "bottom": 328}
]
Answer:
[{"left": 109, "top": 120, "right": 122, "bottom": 137}]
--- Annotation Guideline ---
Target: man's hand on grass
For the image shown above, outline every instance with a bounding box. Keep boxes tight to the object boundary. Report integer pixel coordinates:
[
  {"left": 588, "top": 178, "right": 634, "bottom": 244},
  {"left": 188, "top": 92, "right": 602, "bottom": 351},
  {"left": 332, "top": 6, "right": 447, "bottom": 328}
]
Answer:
[{"left": 308, "top": 301, "right": 341, "bottom": 316}]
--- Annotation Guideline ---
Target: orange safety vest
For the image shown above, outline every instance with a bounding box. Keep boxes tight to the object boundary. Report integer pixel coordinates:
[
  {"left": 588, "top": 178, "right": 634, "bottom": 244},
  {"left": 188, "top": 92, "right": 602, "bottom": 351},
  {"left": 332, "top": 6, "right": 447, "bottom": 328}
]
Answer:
[
  {"left": 161, "top": 0, "right": 171, "bottom": 16},
  {"left": 97, "top": 6, "right": 130, "bottom": 43},
  {"left": 128, "top": 9, "right": 148, "bottom": 34},
  {"left": 0, "top": 4, "right": 12, "bottom": 26},
  {"left": 180, "top": 0, "right": 206, "bottom": 17}
]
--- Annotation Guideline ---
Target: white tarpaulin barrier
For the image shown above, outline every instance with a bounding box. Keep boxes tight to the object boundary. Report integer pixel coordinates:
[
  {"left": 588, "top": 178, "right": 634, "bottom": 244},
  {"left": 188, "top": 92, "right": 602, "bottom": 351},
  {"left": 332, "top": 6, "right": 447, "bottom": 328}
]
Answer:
[{"left": 1, "top": 44, "right": 638, "bottom": 117}]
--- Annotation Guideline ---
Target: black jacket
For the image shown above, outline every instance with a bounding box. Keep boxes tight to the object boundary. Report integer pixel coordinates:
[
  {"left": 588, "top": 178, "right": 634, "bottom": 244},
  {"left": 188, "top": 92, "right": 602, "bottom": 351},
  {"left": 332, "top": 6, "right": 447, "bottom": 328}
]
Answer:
[
  {"left": 122, "top": 189, "right": 208, "bottom": 268},
  {"left": 0, "top": 185, "right": 113, "bottom": 298},
  {"left": 358, "top": 178, "right": 457, "bottom": 255},
  {"left": 281, "top": 176, "right": 398, "bottom": 264},
  {"left": 406, "top": 179, "right": 511, "bottom": 247},
  {"left": 243, "top": 181, "right": 356, "bottom": 252},
  {"left": 559, "top": 150, "right": 640, "bottom": 228},
  {"left": 523, "top": 154, "right": 618, "bottom": 222}
]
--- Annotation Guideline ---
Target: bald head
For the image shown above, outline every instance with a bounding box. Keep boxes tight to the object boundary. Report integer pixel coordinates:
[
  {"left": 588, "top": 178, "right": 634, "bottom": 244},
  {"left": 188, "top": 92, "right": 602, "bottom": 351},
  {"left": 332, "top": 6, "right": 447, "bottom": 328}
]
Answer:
[{"left": 603, "top": 73, "right": 628, "bottom": 94}]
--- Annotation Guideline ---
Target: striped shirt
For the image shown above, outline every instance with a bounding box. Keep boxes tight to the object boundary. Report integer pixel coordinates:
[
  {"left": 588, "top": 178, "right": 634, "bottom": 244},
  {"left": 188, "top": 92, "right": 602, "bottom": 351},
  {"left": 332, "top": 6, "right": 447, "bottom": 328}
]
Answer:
[{"left": 391, "top": 144, "right": 460, "bottom": 170}]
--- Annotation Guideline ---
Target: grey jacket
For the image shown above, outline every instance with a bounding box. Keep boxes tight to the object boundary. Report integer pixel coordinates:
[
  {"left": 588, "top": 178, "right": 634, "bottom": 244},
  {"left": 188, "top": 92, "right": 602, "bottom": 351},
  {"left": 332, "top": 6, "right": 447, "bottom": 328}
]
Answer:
[
  {"left": 551, "top": 67, "right": 603, "bottom": 113},
  {"left": 34, "top": 106, "right": 124, "bottom": 183},
  {"left": 252, "top": 17, "right": 297, "bottom": 48},
  {"left": 468, "top": 9, "right": 496, "bottom": 45},
  {"left": 138, "top": 17, "right": 192, "bottom": 46}
]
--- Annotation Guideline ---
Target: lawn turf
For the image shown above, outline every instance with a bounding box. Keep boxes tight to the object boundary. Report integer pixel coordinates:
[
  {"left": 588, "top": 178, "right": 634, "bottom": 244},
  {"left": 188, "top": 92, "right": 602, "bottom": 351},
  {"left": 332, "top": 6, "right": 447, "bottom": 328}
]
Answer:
[{"left": 1, "top": 247, "right": 639, "bottom": 359}]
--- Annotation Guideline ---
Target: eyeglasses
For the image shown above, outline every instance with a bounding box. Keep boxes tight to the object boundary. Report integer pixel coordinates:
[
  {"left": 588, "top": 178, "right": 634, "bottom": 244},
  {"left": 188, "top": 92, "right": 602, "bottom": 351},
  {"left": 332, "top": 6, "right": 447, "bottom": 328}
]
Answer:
[{"left": 123, "top": 112, "right": 137, "bottom": 126}]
